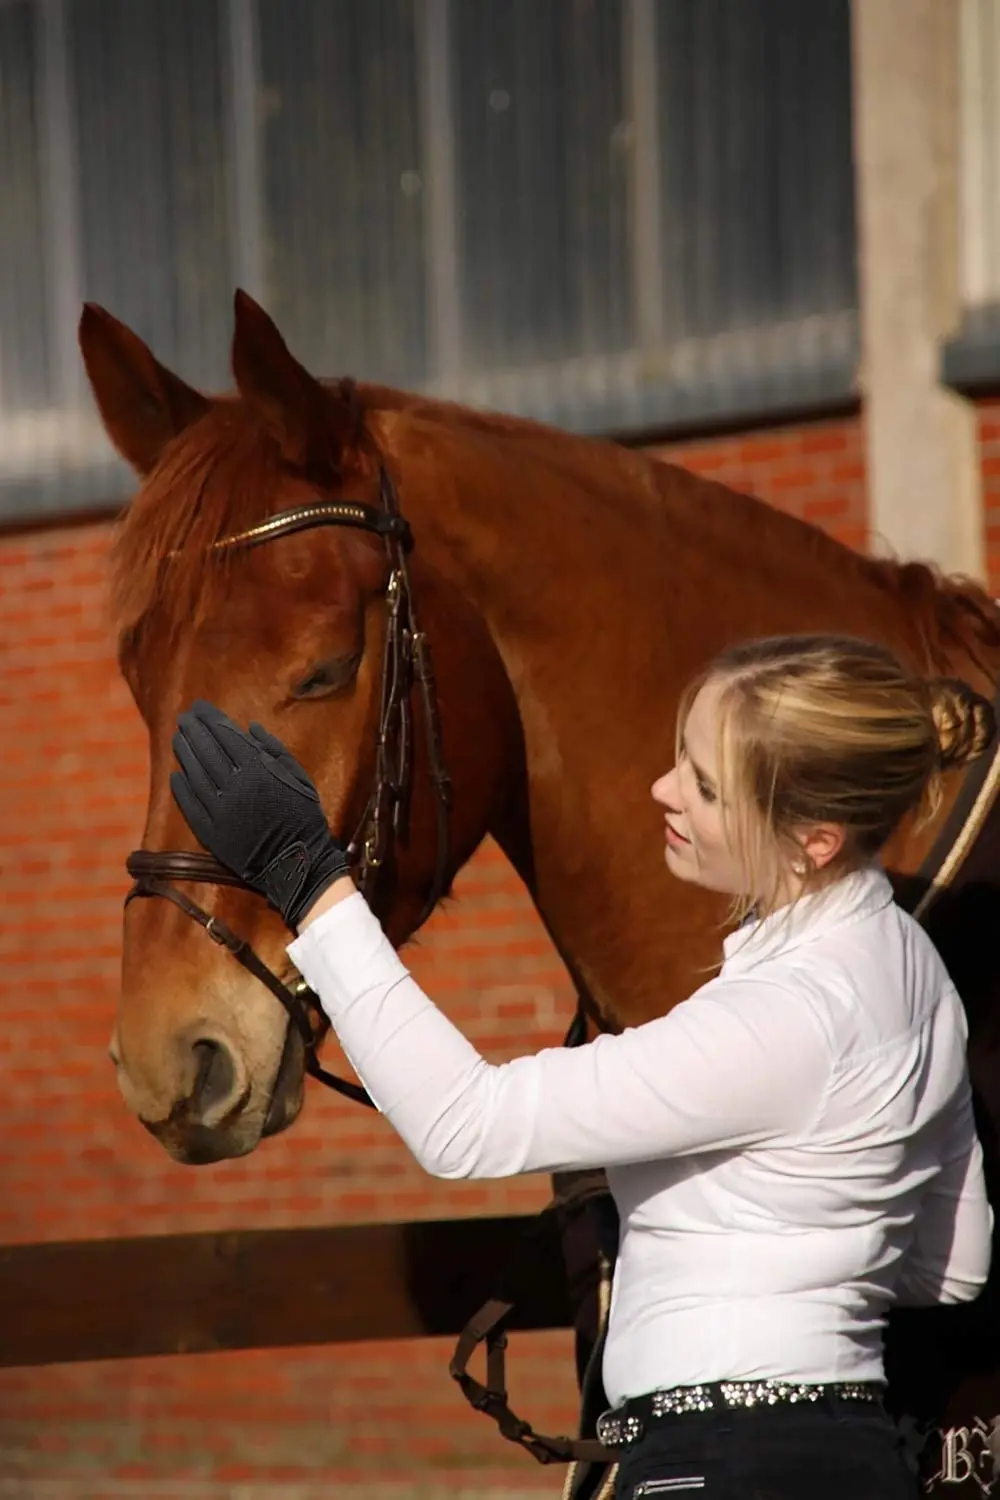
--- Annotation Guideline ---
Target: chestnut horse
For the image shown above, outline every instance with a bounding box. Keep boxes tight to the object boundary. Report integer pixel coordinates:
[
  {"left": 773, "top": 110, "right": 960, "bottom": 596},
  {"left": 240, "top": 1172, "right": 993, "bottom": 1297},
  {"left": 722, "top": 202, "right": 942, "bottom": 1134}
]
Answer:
[{"left": 81, "top": 293, "right": 1000, "bottom": 1484}]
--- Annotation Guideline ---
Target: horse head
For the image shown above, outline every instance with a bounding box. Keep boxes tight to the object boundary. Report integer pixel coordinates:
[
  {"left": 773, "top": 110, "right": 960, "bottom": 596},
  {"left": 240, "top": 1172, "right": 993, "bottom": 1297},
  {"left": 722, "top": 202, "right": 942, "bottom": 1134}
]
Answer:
[{"left": 81, "top": 292, "right": 523, "bottom": 1163}]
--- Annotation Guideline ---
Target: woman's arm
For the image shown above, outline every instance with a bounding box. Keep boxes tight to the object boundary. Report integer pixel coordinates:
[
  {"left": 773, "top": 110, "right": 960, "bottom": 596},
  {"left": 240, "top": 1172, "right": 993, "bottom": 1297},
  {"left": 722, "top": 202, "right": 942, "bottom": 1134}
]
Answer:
[
  {"left": 287, "top": 888, "right": 831, "bottom": 1179},
  {"left": 166, "top": 701, "right": 831, "bottom": 1179}
]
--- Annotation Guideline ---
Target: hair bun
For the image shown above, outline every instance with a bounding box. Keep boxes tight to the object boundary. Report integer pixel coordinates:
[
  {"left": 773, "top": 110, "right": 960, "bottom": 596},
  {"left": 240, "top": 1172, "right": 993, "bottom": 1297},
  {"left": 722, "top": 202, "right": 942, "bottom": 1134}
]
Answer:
[{"left": 929, "top": 678, "right": 996, "bottom": 770}]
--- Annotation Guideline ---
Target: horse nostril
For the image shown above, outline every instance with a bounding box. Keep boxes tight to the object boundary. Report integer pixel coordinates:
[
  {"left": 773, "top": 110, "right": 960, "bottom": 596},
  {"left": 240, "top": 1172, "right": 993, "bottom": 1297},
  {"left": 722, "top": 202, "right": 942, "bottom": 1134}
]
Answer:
[{"left": 190, "top": 1039, "right": 241, "bottom": 1123}]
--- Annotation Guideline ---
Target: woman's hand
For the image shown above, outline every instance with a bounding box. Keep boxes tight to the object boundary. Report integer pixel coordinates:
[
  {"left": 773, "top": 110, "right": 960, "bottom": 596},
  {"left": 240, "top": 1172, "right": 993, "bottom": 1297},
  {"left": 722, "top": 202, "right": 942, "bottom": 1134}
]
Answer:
[{"left": 170, "top": 699, "right": 351, "bottom": 930}]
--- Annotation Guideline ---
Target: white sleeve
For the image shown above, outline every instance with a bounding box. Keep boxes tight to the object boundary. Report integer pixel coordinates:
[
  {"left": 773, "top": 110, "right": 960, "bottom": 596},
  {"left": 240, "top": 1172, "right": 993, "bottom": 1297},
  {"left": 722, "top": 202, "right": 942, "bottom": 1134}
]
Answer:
[
  {"left": 894, "top": 1084, "right": 993, "bottom": 1306},
  {"left": 286, "top": 893, "right": 832, "bottom": 1180}
]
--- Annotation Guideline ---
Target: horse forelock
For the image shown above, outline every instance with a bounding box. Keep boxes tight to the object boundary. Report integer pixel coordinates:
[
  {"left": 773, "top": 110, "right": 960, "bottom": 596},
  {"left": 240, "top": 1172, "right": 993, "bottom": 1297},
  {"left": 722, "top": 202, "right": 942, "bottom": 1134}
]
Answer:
[
  {"left": 110, "top": 379, "right": 377, "bottom": 642},
  {"left": 110, "top": 399, "right": 289, "bottom": 641}
]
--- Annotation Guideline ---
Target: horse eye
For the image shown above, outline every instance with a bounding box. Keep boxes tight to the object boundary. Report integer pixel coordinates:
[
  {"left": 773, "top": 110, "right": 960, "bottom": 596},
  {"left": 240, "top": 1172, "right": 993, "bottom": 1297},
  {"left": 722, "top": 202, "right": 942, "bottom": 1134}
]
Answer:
[{"left": 292, "top": 653, "right": 361, "bottom": 700}]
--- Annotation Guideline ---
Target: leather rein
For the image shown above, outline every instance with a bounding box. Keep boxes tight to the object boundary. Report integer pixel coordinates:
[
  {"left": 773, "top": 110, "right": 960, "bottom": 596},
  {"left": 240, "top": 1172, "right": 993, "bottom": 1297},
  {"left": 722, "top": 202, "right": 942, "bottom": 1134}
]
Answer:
[{"left": 124, "top": 463, "right": 452, "bottom": 1109}]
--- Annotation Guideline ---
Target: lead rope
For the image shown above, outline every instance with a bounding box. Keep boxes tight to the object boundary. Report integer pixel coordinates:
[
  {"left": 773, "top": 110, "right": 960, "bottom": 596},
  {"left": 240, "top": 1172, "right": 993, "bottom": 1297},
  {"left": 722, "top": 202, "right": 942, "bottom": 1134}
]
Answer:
[
  {"left": 448, "top": 1006, "right": 618, "bottom": 1473},
  {"left": 447, "top": 1188, "right": 614, "bottom": 1468}
]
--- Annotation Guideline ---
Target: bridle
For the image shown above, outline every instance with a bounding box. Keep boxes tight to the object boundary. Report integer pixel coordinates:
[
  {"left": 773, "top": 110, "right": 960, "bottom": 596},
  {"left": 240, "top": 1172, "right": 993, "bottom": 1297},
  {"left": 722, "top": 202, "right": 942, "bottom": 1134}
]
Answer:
[{"left": 124, "top": 463, "right": 452, "bottom": 1108}]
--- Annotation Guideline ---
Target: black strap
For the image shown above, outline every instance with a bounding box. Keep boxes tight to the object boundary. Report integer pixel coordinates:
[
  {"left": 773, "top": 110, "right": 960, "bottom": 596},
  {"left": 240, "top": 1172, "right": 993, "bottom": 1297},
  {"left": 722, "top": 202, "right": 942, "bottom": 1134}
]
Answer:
[
  {"left": 448, "top": 1007, "right": 616, "bottom": 1467},
  {"left": 448, "top": 1197, "right": 613, "bottom": 1466}
]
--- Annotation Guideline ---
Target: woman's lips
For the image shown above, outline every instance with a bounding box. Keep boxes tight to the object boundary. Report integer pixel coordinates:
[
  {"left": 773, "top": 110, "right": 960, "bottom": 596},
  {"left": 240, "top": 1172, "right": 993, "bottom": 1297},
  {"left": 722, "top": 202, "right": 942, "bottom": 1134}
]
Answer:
[{"left": 665, "top": 820, "right": 690, "bottom": 847}]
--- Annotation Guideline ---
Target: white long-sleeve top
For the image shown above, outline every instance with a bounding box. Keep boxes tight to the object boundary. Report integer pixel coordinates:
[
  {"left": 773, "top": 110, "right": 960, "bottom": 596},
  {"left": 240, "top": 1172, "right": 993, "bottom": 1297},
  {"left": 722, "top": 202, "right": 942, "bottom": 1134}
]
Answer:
[{"left": 287, "top": 865, "right": 992, "bottom": 1404}]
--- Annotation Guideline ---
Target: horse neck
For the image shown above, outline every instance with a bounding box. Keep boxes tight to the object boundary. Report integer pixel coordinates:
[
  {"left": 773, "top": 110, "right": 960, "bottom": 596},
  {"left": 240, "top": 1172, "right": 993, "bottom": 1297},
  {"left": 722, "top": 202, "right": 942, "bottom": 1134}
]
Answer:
[
  {"left": 379, "top": 412, "right": 1000, "bottom": 1011},
  {"left": 378, "top": 412, "right": 647, "bottom": 890},
  {"left": 380, "top": 410, "right": 660, "bottom": 628},
  {"left": 403, "top": 547, "right": 533, "bottom": 902}
]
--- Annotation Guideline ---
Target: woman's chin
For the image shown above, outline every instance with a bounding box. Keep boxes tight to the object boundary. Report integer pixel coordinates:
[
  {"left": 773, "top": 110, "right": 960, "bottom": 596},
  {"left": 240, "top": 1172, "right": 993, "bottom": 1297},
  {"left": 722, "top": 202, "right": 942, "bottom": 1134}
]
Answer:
[{"left": 665, "top": 842, "right": 695, "bottom": 879}]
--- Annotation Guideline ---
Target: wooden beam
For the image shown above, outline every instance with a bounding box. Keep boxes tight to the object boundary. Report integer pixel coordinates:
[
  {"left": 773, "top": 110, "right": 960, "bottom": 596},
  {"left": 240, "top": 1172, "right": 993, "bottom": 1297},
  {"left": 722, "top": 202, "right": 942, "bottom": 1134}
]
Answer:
[{"left": 0, "top": 1214, "right": 571, "bottom": 1369}]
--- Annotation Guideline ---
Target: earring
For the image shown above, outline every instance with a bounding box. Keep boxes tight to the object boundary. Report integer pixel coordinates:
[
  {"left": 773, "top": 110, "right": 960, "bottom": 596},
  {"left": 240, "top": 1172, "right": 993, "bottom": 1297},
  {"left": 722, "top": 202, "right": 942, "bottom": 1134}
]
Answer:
[{"left": 792, "top": 858, "right": 808, "bottom": 877}]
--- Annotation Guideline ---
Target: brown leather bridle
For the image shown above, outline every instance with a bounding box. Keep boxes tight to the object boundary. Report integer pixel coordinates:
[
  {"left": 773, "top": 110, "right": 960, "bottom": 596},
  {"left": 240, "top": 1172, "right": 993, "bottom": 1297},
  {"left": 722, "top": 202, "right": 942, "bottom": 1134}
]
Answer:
[{"left": 124, "top": 463, "right": 452, "bottom": 1108}]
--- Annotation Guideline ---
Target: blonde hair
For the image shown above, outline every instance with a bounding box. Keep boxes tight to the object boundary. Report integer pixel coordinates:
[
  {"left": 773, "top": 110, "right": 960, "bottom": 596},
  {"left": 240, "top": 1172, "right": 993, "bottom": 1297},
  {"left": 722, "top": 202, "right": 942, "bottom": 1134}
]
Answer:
[{"left": 677, "top": 634, "right": 995, "bottom": 922}]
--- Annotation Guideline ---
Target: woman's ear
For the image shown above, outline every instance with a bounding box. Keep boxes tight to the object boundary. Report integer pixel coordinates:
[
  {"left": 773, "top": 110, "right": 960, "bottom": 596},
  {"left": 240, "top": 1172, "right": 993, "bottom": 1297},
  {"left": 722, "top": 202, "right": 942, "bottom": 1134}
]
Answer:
[{"left": 799, "top": 823, "right": 847, "bottom": 872}]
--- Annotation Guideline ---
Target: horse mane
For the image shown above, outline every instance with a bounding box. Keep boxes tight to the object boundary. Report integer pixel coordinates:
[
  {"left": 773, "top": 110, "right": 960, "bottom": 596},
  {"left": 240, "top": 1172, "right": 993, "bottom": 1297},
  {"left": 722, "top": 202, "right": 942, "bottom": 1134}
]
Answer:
[
  {"left": 857, "top": 554, "right": 1000, "bottom": 676},
  {"left": 110, "top": 381, "right": 1000, "bottom": 682}
]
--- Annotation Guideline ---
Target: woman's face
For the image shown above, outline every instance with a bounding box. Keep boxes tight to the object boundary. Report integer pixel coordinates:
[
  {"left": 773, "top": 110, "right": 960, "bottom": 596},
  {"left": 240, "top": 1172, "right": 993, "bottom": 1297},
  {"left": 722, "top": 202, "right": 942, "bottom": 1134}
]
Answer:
[
  {"left": 651, "top": 677, "right": 749, "bottom": 897},
  {"left": 653, "top": 676, "right": 845, "bottom": 908}
]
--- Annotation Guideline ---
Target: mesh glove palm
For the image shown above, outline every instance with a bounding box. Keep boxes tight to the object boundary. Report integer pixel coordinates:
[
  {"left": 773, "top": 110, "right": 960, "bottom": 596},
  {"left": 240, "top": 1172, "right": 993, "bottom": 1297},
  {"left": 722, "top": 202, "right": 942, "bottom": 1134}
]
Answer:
[{"left": 170, "top": 699, "right": 350, "bottom": 930}]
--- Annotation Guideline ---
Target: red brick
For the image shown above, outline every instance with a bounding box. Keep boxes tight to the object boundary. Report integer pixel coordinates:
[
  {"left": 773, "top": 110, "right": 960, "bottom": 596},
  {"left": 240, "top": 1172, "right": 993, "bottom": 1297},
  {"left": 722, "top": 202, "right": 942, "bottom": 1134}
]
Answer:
[
  {"left": 802, "top": 495, "right": 850, "bottom": 520},
  {"left": 678, "top": 450, "right": 730, "bottom": 473},
  {"left": 800, "top": 427, "right": 850, "bottom": 455},
  {"left": 735, "top": 438, "right": 795, "bottom": 464},
  {"left": 768, "top": 467, "right": 820, "bottom": 492},
  {"left": 828, "top": 460, "right": 866, "bottom": 483}
]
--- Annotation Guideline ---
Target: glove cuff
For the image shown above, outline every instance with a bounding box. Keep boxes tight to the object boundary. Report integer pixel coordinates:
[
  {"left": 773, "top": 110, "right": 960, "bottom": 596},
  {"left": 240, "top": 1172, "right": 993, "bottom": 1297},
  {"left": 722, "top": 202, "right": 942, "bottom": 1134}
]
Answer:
[
  {"left": 284, "top": 843, "right": 353, "bottom": 930},
  {"left": 258, "top": 842, "right": 310, "bottom": 925}
]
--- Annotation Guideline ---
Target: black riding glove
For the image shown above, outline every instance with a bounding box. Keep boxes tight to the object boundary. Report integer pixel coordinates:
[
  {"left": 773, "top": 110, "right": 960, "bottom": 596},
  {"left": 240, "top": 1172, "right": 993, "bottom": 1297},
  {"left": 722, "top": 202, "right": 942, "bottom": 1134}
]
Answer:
[{"left": 170, "top": 699, "right": 351, "bottom": 930}]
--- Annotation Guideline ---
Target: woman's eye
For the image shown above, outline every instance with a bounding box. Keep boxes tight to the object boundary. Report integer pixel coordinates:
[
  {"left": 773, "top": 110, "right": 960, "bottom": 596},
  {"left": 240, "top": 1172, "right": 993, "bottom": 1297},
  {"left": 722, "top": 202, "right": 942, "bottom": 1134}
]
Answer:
[
  {"left": 292, "top": 653, "right": 360, "bottom": 699},
  {"left": 696, "top": 778, "right": 716, "bottom": 805}
]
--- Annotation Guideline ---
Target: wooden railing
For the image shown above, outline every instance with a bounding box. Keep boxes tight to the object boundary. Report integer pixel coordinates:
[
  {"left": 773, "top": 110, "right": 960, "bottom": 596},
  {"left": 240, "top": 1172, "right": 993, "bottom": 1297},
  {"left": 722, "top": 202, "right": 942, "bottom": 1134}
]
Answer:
[{"left": 0, "top": 1214, "right": 571, "bottom": 1368}]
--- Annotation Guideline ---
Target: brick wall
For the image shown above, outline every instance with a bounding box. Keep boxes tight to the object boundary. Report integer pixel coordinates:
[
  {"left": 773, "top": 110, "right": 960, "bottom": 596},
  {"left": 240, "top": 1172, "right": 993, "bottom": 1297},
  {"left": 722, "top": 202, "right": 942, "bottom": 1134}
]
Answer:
[
  {"left": 0, "top": 411, "right": 873, "bottom": 1497},
  {"left": 653, "top": 414, "right": 868, "bottom": 551},
  {"left": 978, "top": 399, "right": 1000, "bottom": 591}
]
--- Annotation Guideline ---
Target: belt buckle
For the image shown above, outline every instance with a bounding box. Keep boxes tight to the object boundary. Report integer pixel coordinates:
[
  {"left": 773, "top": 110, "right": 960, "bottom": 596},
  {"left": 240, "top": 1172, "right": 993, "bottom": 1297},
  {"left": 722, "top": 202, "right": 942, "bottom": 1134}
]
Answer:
[{"left": 596, "top": 1408, "right": 644, "bottom": 1448}]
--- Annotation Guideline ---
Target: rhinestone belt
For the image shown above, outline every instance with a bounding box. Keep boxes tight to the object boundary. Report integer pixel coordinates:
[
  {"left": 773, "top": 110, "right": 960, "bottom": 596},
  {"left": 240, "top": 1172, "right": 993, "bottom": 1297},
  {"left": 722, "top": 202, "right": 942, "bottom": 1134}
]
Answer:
[{"left": 596, "top": 1380, "right": 883, "bottom": 1448}]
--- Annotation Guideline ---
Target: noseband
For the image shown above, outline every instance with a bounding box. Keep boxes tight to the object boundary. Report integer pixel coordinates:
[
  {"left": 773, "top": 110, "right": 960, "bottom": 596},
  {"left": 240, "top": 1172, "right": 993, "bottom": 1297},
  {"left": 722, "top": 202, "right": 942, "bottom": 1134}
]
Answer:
[{"left": 124, "top": 463, "right": 452, "bottom": 1109}]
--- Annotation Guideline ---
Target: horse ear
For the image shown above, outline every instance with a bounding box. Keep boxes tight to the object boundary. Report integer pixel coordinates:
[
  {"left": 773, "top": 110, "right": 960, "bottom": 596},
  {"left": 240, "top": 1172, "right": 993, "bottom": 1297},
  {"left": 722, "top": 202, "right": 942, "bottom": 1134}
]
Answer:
[
  {"left": 78, "top": 303, "right": 209, "bottom": 475},
  {"left": 231, "top": 289, "right": 356, "bottom": 473}
]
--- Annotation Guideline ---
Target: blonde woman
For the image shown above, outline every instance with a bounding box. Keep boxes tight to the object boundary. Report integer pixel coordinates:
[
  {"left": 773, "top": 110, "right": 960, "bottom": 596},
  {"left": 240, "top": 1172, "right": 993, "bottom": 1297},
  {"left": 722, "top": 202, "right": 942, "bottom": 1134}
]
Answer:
[{"left": 170, "top": 634, "right": 994, "bottom": 1500}]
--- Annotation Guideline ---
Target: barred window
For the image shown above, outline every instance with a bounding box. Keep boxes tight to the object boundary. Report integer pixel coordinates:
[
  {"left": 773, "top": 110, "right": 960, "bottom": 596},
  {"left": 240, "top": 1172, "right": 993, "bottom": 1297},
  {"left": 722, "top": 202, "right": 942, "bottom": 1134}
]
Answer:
[{"left": 0, "top": 0, "right": 858, "bottom": 520}]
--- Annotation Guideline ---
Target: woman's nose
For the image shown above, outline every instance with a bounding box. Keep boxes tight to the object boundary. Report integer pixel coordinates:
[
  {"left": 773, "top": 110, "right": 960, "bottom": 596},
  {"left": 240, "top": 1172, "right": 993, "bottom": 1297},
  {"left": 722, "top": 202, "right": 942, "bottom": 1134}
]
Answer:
[{"left": 652, "top": 769, "right": 676, "bottom": 805}]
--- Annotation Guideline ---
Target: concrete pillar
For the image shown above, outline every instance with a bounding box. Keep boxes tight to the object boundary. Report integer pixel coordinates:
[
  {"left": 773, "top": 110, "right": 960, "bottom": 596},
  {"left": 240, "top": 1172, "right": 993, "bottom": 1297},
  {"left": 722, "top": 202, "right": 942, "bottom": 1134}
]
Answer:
[{"left": 851, "top": 0, "right": 985, "bottom": 578}]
